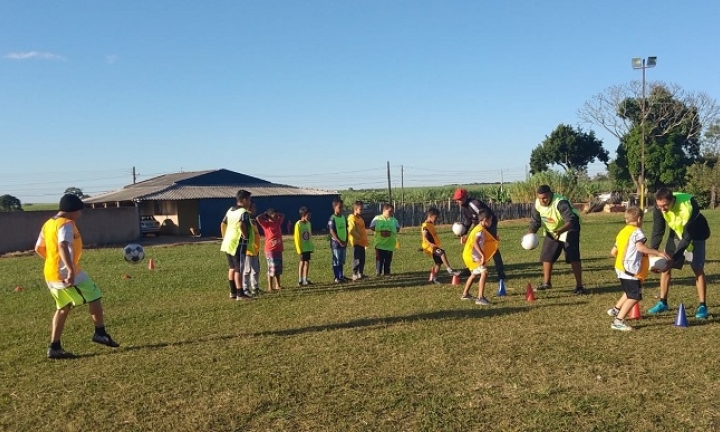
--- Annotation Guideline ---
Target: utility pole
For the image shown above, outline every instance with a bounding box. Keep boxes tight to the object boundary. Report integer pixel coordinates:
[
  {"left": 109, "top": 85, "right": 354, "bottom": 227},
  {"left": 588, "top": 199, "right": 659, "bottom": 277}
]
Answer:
[
  {"left": 500, "top": 169, "right": 504, "bottom": 192},
  {"left": 132, "top": 166, "right": 137, "bottom": 184},
  {"left": 386, "top": 161, "right": 392, "bottom": 203},
  {"left": 401, "top": 165, "right": 404, "bottom": 205}
]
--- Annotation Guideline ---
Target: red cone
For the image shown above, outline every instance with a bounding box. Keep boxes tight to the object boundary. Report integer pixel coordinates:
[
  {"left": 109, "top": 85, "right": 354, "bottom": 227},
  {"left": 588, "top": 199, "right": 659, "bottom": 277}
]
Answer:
[
  {"left": 525, "top": 283, "right": 535, "bottom": 302},
  {"left": 451, "top": 275, "right": 460, "bottom": 285},
  {"left": 148, "top": 258, "right": 155, "bottom": 270},
  {"left": 629, "top": 302, "right": 642, "bottom": 320},
  {"left": 14, "top": 286, "right": 23, "bottom": 293}
]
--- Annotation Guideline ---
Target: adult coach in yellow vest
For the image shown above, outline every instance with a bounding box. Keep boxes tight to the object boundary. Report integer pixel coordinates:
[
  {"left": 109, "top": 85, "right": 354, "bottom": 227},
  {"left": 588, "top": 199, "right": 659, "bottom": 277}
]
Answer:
[
  {"left": 527, "top": 185, "right": 586, "bottom": 295},
  {"left": 648, "top": 188, "right": 711, "bottom": 318}
]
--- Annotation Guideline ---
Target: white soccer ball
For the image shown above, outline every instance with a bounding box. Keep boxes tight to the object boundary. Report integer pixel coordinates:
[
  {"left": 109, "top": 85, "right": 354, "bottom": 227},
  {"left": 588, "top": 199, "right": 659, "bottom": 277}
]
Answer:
[
  {"left": 649, "top": 256, "right": 668, "bottom": 273},
  {"left": 452, "top": 222, "right": 467, "bottom": 237},
  {"left": 521, "top": 233, "right": 539, "bottom": 250},
  {"left": 123, "top": 243, "right": 145, "bottom": 264}
]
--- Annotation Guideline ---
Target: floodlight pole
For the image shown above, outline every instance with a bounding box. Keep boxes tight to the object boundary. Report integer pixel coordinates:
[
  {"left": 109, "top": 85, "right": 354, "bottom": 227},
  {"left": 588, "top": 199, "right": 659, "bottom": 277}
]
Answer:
[{"left": 632, "top": 57, "right": 656, "bottom": 210}]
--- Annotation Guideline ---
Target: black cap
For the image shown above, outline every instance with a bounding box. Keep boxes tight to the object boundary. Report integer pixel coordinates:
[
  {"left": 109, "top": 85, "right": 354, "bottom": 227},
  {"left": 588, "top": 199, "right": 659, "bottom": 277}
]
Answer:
[{"left": 59, "top": 194, "right": 84, "bottom": 212}]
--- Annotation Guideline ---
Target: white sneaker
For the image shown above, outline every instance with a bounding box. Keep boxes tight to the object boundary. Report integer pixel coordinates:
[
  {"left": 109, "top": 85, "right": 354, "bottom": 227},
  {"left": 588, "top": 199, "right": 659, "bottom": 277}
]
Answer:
[
  {"left": 611, "top": 321, "right": 634, "bottom": 331},
  {"left": 607, "top": 307, "right": 619, "bottom": 317},
  {"left": 475, "top": 297, "right": 491, "bottom": 306}
]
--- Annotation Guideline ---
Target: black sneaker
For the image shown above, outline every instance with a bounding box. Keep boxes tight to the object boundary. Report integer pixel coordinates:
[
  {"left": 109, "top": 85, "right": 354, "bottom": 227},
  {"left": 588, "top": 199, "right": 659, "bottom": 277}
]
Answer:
[
  {"left": 535, "top": 283, "right": 552, "bottom": 292},
  {"left": 47, "top": 347, "right": 76, "bottom": 359},
  {"left": 92, "top": 333, "right": 120, "bottom": 348},
  {"left": 573, "top": 286, "right": 588, "bottom": 295}
]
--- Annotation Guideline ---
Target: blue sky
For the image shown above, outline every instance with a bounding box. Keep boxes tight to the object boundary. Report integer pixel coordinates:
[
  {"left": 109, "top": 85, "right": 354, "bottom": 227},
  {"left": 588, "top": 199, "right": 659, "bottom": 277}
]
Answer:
[{"left": 2, "top": 1, "right": 719, "bottom": 203}]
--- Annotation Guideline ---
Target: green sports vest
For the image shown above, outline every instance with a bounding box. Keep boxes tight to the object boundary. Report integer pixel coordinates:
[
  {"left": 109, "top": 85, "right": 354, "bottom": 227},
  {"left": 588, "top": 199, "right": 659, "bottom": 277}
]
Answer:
[
  {"left": 534, "top": 193, "right": 579, "bottom": 232},
  {"left": 332, "top": 214, "right": 347, "bottom": 242},
  {"left": 372, "top": 216, "right": 398, "bottom": 251},
  {"left": 662, "top": 193, "right": 694, "bottom": 236},
  {"left": 220, "top": 207, "right": 248, "bottom": 255}
]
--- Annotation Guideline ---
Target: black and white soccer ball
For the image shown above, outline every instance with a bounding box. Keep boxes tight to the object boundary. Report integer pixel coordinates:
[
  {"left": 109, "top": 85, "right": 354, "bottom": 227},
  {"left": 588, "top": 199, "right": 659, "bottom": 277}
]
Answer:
[{"left": 123, "top": 243, "right": 145, "bottom": 264}]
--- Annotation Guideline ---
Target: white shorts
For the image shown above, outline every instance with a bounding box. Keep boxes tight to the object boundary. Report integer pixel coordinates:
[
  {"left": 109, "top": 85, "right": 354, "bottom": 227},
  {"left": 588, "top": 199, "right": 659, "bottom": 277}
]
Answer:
[{"left": 471, "top": 266, "right": 487, "bottom": 275}]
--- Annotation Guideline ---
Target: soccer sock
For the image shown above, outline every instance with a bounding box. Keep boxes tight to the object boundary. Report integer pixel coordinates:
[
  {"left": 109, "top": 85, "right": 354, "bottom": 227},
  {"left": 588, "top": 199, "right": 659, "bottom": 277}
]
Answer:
[
  {"left": 229, "top": 280, "right": 237, "bottom": 295},
  {"left": 94, "top": 326, "right": 107, "bottom": 337},
  {"left": 660, "top": 298, "right": 668, "bottom": 306},
  {"left": 50, "top": 341, "right": 62, "bottom": 350}
]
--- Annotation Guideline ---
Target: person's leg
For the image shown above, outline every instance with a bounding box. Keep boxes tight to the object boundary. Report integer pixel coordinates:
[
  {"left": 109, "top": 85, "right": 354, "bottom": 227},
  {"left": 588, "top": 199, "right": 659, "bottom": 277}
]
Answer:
[
  {"left": 488, "top": 218, "right": 507, "bottom": 280},
  {"left": 542, "top": 262, "right": 554, "bottom": 286},
  {"left": 539, "top": 235, "right": 562, "bottom": 288},
  {"left": 331, "top": 248, "right": 340, "bottom": 280},
  {"left": 251, "top": 256, "right": 260, "bottom": 292},
  {"left": 384, "top": 251, "right": 393, "bottom": 275},
  {"left": 570, "top": 261, "right": 583, "bottom": 287},
  {"left": 358, "top": 246, "right": 366, "bottom": 277},
  {"left": 477, "top": 271, "right": 488, "bottom": 299},
  {"left": 88, "top": 298, "right": 105, "bottom": 327},
  {"left": 338, "top": 247, "right": 347, "bottom": 279},
  {"left": 375, "top": 248, "right": 383, "bottom": 276},
  {"left": 51, "top": 305, "right": 71, "bottom": 345},
  {"left": 564, "top": 230, "right": 584, "bottom": 289},
  {"left": 243, "top": 256, "right": 252, "bottom": 292},
  {"left": 462, "top": 273, "right": 477, "bottom": 297},
  {"left": 614, "top": 293, "right": 628, "bottom": 310},
  {"left": 227, "top": 254, "right": 238, "bottom": 297},
  {"left": 613, "top": 279, "right": 641, "bottom": 330}
]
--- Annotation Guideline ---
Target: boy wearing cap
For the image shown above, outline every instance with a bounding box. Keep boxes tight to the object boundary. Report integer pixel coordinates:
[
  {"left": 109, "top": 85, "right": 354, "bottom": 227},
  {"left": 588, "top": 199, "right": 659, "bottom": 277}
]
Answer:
[
  {"left": 35, "top": 194, "right": 120, "bottom": 359},
  {"left": 452, "top": 188, "right": 507, "bottom": 282}
]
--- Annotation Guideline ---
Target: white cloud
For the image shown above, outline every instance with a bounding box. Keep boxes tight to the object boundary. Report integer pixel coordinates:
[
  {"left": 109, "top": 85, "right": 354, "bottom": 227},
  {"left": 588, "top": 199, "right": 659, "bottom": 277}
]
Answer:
[
  {"left": 105, "top": 54, "right": 118, "bottom": 64},
  {"left": 3, "top": 51, "right": 66, "bottom": 61}
]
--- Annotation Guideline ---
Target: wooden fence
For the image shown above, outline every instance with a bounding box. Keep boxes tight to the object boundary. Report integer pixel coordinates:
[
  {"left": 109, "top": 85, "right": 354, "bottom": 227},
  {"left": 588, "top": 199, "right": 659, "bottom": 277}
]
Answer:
[{"left": 361, "top": 201, "right": 535, "bottom": 227}]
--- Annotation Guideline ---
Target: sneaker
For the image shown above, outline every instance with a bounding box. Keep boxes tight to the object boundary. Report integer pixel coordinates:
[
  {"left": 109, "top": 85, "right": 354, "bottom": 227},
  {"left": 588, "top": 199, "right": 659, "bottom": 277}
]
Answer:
[
  {"left": 236, "top": 293, "right": 253, "bottom": 301},
  {"left": 648, "top": 301, "right": 669, "bottom": 314},
  {"left": 475, "top": 297, "right": 491, "bottom": 306},
  {"left": 611, "top": 321, "right": 634, "bottom": 331},
  {"left": 305, "top": 279, "right": 314, "bottom": 285},
  {"left": 92, "top": 334, "right": 120, "bottom": 348},
  {"left": 535, "top": 283, "right": 551, "bottom": 292},
  {"left": 250, "top": 289, "right": 260, "bottom": 296},
  {"left": 47, "top": 347, "right": 76, "bottom": 359},
  {"left": 243, "top": 290, "right": 254, "bottom": 297},
  {"left": 573, "top": 286, "right": 588, "bottom": 295},
  {"left": 352, "top": 274, "right": 359, "bottom": 281},
  {"left": 695, "top": 304, "right": 708, "bottom": 319},
  {"left": 229, "top": 295, "right": 237, "bottom": 300},
  {"left": 460, "top": 294, "right": 474, "bottom": 300},
  {"left": 334, "top": 278, "right": 344, "bottom": 284},
  {"left": 341, "top": 276, "right": 352, "bottom": 282},
  {"left": 430, "top": 279, "right": 442, "bottom": 285},
  {"left": 607, "top": 307, "right": 619, "bottom": 317}
]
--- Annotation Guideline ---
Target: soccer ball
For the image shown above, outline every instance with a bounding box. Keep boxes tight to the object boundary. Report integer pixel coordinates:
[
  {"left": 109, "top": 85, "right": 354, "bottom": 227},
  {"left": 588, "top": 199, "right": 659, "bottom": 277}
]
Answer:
[
  {"left": 123, "top": 243, "right": 145, "bottom": 263},
  {"left": 649, "top": 256, "right": 668, "bottom": 273},
  {"left": 521, "top": 233, "right": 539, "bottom": 250},
  {"left": 452, "top": 222, "right": 467, "bottom": 237}
]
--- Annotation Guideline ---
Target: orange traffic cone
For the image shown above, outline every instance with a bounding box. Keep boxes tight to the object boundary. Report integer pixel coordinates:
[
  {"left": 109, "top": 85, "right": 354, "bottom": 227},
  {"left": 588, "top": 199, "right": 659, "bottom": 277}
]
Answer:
[
  {"left": 148, "top": 258, "right": 155, "bottom": 270},
  {"left": 428, "top": 267, "right": 437, "bottom": 282},
  {"left": 525, "top": 283, "right": 535, "bottom": 302},
  {"left": 629, "top": 302, "right": 642, "bottom": 320},
  {"left": 451, "top": 275, "right": 460, "bottom": 285}
]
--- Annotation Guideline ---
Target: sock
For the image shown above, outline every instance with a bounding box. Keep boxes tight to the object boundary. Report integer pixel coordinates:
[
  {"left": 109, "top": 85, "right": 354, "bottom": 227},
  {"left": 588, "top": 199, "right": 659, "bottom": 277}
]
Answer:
[
  {"left": 613, "top": 307, "right": 620, "bottom": 313},
  {"left": 660, "top": 298, "right": 668, "bottom": 306},
  {"left": 229, "top": 280, "right": 237, "bottom": 296},
  {"left": 50, "top": 341, "right": 61, "bottom": 350},
  {"left": 95, "top": 326, "right": 107, "bottom": 337},
  {"left": 700, "top": 302, "right": 707, "bottom": 307},
  {"left": 614, "top": 318, "right": 624, "bottom": 325}
]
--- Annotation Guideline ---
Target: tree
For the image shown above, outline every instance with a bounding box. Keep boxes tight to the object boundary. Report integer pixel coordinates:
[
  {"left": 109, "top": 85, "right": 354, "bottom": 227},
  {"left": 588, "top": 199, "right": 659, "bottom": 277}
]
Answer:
[
  {"left": 0, "top": 194, "right": 23, "bottom": 212},
  {"left": 64, "top": 187, "right": 88, "bottom": 198},
  {"left": 578, "top": 81, "right": 720, "bottom": 192},
  {"left": 529, "top": 124, "right": 608, "bottom": 175}
]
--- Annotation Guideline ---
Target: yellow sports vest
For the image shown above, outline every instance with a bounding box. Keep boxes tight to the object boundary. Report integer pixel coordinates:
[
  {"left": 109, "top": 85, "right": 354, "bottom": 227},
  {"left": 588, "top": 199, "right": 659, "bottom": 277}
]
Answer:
[
  {"left": 42, "top": 217, "right": 82, "bottom": 282},
  {"left": 247, "top": 221, "right": 260, "bottom": 256},
  {"left": 294, "top": 220, "right": 315, "bottom": 253},
  {"left": 614, "top": 225, "right": 649, "bottom": 280},
  {"left": 534, "top": 193, "right": 579, "bottom": 232},
  {"left": 220, "top": 207, "right": 248, "bottom": 254},
  {"left": 662, "top": 193, "right": 693, "bottom": 236},
  {"left": 462, "top": 224, "right": 498, "bottom": 269},
  {"left": 347, "top": 214, "right": 369, "bottom": 247},
  {"left": 421, "top": 221, "right": 441, "bottom": 254}
]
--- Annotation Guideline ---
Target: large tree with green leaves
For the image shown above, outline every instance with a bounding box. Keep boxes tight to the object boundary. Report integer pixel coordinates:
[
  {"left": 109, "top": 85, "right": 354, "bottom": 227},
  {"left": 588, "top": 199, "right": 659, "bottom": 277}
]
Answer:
[
  {"left": 529, "top": 124, "right": 608, "bottom": 175},
  {"left": 0, "top": 194, "right": 23, "bottom": 212},
  {"left": 578, "top": 81, "right": 719, "bottom": 192}
]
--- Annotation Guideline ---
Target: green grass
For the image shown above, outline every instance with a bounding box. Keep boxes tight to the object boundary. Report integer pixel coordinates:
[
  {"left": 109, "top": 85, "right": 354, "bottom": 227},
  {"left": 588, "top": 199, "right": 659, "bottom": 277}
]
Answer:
[
  {"left": 2, "top": 212, "right": 720, "bottom": 431},
  {"left": 21, "top": 203, "right": 58, "bottom": 211}
]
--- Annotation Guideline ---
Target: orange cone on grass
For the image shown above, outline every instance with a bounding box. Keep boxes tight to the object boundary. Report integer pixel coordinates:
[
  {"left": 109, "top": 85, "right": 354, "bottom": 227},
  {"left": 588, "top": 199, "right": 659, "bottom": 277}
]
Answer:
[
  {"left": 451, "top": 275, "right": 460, "bottom": 285},
  {"left": 629, "top": 302, "right": 642, "bottom": 320},
  {"left": 148, "top": 258, "right": 155, "bottom": 270},
  {"left": 525, "top": 283, "right": 535, "bottom": 302}
]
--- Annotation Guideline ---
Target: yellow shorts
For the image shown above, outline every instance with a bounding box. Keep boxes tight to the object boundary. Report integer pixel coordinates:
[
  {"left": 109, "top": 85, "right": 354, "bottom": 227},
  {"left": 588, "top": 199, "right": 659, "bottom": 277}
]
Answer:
[{"left": 49, "top": 278, "right": 103, "bottom": 309}]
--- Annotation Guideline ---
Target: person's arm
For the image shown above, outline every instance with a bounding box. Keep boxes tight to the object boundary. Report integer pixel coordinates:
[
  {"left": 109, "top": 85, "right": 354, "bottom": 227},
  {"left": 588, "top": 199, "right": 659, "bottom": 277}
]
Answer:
[
  {"left": 473, "top": 232, "right": 485, "bottom": 265},
  {"left": 649, "top": 206, "right": 666, "bottom": 250},
  {"left": 460, "top": 205, "right": 477, "bottom": 231},
  {"left": 368, "top": 218, "right": 377, "bottom": 232},
  {"left": 58, "top": 240, "right": 75, "bottom": 286},
  {"left": 553, "top": 200, "right": 578, "bottom": 236},
  {"left": 610, "top": 245, "right": 618, "bottom": 257},
  {"left": 293, "top": 223, "right": 301, "bottom": 254},
  {"left": 528, "top": 206, "right": 541, "bottom": 233},
  {"left": 239, "top": 213, "right": 250, "bottom": 240},
  {"left": 635, "top": 239, "right": 669, "bottom": 259},
  {"left": 394, "top": 218, "right": 401, "bottom": 233},
  {"left": 35, "top": 232, "right": 47, "bottom": 259}
]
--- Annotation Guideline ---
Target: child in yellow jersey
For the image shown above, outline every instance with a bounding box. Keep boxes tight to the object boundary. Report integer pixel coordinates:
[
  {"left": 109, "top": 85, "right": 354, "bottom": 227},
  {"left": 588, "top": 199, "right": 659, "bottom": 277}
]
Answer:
[
  {"left": 607, "top": 207, "right": 668, "bottom": 331},
  {"left": 294, "top": 206, "right": 315, "bottom": 286},
  {"left": 347, "top": 200, "right": 369, "bottom": 280},
  {"left": 422, "top": 208, "right": 461, "bottom": 284},
  {"left": 35, "top": 194, "right": 120, "bottom": 359},
  {"left": 243, "top": 202, "right": 261, "bottom": 296},
  {"left": 460, "top": 209, "right": 499, "bottom": 305}
]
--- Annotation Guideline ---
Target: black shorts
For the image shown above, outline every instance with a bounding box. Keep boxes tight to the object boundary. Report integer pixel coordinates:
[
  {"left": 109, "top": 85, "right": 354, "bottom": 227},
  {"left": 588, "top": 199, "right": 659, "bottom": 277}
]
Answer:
[
  {"left": 226, "top": 247, "right": 247, "bottom": 272},
  {"left": 539, "top": 230, "right": 581, "bottom": 263},
  {"left": 300, "top": 252, "right": 312, "bottom": 262},
  {"left": 620, "top": 278, "right": 642, "bottom": 301},
  {"left": 431, "top": 247, "right": 445, "bottom": 265}
]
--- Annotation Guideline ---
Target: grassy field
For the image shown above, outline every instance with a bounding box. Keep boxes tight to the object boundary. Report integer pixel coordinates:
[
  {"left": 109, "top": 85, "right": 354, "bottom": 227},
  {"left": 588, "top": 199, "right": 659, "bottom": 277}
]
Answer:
[{"left": 2, "top": 212, "right": 719, "bottom": 431}]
